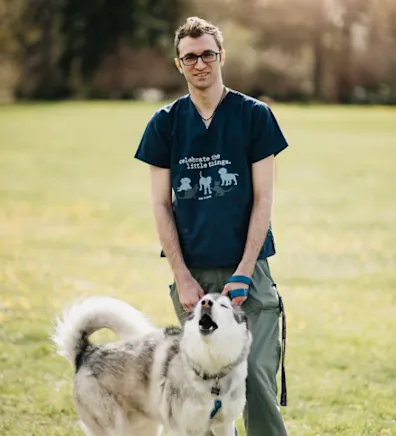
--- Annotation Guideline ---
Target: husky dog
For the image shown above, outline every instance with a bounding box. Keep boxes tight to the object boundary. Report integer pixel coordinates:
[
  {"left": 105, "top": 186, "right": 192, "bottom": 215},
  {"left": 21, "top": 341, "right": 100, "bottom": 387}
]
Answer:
[{"left": 52, "top": 293, "right": 252, "bottom": 436}]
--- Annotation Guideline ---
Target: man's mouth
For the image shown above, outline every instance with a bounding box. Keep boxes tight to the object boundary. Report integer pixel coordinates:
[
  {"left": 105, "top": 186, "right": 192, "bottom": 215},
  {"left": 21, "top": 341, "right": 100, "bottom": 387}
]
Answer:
[
  {"left": 199, "top": 313, "right": 218, "bottom": 336},
  {"left": 195, "top": 72, "right": 209, "bottom": 78}
]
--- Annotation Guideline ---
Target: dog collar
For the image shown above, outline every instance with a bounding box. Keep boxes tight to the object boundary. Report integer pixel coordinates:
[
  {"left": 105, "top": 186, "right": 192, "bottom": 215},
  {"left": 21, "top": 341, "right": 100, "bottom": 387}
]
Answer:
[
  {"left": 192, "top": 367, "right": 228, "bottom": 381},
  {"left": 189, "top": 342, "right": 249, "bottom": 383}
]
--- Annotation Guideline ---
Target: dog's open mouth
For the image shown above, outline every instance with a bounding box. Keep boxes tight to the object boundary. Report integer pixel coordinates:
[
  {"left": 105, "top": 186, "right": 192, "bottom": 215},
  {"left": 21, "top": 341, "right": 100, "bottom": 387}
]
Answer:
[{"left": 199, "top": 313, "right": 218, "bottom": 336}]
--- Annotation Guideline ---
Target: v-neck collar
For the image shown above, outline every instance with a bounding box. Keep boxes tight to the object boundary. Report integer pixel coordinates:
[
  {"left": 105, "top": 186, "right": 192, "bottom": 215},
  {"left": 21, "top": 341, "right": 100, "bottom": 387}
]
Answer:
[{"left": 189, "top": 88, "right": 231, "bottom": 131}]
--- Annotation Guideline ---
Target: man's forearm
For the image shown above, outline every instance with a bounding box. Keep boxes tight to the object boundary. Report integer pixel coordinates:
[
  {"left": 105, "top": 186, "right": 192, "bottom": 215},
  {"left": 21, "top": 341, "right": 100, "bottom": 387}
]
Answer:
[
  {"left": 236, "top": 194, "right": 273, "bottom": 277},
  {"left": 152, "top": 203, "right": 190, "bottom": 281}
]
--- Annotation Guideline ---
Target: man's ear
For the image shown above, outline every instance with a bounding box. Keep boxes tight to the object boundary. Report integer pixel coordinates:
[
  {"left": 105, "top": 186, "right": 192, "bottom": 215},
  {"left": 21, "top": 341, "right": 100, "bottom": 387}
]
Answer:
[
  {"left": 220, "top": 49, "right": 226, "bottom": 67},
  {"left": 175, "top": 57, "right": 183, "bottom": 74}
]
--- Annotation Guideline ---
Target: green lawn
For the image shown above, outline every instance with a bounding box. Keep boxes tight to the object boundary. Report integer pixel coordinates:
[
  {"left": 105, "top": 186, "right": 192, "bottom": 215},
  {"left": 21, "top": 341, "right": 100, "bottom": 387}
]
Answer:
[{"left": 0, "top": 102, "right": 395, "bottom": 436}]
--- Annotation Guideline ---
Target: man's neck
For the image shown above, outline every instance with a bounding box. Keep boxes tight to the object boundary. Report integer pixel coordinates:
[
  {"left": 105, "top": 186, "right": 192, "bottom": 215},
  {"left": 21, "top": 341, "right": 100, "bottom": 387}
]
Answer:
[{"left": 189, "top": 82, "right": 226, "bottom": 117}]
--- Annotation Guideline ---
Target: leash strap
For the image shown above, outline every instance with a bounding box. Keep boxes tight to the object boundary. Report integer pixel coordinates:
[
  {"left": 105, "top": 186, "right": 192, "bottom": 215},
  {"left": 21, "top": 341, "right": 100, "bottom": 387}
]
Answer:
[
  {"left": 228, "top": 288, "right": 249, "bottom": 299},
  {"left": 275, "top": 284, "right": 287, "bottom": 407},
  {"left": 226, "top": 275, "right": 252, "bottom": 286},
  {"left": 227, "top": 275, "right": 251, "bottom": 300}
]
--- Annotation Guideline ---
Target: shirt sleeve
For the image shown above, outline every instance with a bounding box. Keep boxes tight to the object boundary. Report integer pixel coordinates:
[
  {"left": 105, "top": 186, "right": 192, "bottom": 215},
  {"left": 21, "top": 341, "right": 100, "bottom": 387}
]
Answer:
[
  {"left": 134, "top": 110, "right": 171, "bottom": 168},
  {"left": 249, "top": 103, "right": 289, "bottom": 163}
]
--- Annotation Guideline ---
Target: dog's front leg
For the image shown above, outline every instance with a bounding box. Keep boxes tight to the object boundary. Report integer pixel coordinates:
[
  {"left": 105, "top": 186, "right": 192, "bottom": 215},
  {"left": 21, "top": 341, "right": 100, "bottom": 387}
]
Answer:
[{"left": 212, "top": 423, "right": 236, "bottom": 436}]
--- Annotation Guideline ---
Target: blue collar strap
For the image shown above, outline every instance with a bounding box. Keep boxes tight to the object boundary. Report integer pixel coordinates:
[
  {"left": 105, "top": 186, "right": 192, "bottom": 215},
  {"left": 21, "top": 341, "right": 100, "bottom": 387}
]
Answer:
[{"left": 210, "top": 399, "right": 222, "bottom": 419}]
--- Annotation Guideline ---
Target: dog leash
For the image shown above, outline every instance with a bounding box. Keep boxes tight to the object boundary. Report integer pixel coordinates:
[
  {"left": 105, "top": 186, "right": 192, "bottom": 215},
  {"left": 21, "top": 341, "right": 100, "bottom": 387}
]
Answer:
[
  {"left": 275, "top": 284, "right": 287, "bottom": 407},
  {"left": 226, "top": 275, "right": 288, "bottom": 407}
]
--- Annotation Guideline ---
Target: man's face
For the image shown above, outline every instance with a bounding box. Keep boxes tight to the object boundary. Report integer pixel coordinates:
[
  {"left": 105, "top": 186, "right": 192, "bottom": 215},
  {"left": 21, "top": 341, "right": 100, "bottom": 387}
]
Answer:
[{"left": 176, "top": 34, "right": 225, "bottom": 91}]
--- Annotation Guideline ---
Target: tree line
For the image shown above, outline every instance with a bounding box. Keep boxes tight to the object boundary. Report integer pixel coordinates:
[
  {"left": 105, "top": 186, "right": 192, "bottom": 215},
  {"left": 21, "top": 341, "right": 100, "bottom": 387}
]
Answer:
[{"left": 0, "top": 0, "right": 395, "bottom": 103}]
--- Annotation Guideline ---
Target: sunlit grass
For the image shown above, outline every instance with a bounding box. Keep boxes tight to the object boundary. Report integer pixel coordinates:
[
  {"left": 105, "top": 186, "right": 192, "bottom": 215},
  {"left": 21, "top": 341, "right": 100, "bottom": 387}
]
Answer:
[{"left": 0, "top": 102, "right": 395, "bottom": 435}]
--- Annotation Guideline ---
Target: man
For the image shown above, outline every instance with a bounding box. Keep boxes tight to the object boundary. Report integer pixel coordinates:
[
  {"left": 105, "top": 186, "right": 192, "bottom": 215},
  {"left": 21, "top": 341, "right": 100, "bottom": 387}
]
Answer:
[{"left": 135, "top": 16, "right": 289, "bottom": 436}]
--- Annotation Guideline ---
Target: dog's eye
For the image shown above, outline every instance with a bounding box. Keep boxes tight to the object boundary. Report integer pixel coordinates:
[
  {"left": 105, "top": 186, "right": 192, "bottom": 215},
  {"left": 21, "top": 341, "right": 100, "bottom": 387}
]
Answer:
[{"left": 220, "top": 303, "right": 229, "bottom": 309}]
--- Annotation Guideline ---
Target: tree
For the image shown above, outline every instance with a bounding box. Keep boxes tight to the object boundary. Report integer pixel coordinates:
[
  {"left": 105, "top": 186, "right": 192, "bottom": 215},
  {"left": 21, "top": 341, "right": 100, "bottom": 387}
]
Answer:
[
  {"left": 5, "top": 0, "right": 183, "bottom": 99},
  {"left": 58, "top": 0, "right": 182, "bottom": 95}
]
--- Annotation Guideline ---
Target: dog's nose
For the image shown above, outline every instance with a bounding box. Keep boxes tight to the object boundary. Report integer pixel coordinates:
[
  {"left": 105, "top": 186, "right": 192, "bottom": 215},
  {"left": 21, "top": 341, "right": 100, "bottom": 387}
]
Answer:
[{"left": 201, "top": 299, "right": 213, "bottom": 309}]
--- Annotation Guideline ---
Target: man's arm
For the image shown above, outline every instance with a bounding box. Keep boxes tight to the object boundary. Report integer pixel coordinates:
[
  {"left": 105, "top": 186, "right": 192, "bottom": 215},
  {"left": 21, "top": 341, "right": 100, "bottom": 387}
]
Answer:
[
  {"left": 149, "top": 165, "right": 188, "bottom": 280},
  {"left": 222, "top": 154, "right": 274, "bottom": 304},
  {"left": 149, "top": 165, "right": 205, "bottom": 311},
  {"left": 237, "top": 154, "right": 274, "bottom": 276}
]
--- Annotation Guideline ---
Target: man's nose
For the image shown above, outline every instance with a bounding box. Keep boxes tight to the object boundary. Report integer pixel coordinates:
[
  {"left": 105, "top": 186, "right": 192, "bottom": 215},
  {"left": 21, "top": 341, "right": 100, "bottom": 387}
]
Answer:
[
  {"left": 201, "top": 298, "right": 213, "bottom": 309},
  {"left": 195, "top": 57, "right": 206, "bottom": 69}
]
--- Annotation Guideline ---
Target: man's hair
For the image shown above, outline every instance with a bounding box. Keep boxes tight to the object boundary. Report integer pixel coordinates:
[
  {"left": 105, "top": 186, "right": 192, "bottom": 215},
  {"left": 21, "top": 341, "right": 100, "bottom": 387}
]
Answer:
[{"left": 174, "top": 17, "right": 224, "bottom": 56}]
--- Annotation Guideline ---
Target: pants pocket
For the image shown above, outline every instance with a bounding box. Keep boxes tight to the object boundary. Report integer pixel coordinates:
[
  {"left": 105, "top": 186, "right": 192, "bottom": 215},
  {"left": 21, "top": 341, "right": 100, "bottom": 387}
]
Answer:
[{"left": 242, "top": 259, "right": 280, "bottom": 314}]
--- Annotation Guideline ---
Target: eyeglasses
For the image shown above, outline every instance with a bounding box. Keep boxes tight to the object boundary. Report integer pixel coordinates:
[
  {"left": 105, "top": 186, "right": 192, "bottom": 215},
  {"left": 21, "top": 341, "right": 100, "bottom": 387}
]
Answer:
[{"left": 179, "top": 51, "right": 221, "bottom": 66}]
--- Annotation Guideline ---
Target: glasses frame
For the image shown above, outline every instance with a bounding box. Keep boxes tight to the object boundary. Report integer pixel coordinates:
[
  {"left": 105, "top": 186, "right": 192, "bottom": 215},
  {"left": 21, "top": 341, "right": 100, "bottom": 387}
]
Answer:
[{"left": 179, "top": 51, "right": 222, "bottom": 67}]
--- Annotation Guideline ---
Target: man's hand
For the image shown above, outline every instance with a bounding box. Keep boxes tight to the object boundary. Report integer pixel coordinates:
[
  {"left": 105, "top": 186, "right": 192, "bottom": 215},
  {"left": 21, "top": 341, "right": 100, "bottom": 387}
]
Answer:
[
  {"left": 222, "top": 280, "right": 249, "bottom": 306},
  {"left": 176, "top": 275, "right": 205, "bottom": 312}
]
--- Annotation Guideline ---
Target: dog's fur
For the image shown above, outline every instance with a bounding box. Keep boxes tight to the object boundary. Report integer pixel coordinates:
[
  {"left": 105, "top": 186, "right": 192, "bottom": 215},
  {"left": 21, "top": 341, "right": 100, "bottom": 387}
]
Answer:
[{"left": 52, "top": 293, "right": 251, "bottom": 436}]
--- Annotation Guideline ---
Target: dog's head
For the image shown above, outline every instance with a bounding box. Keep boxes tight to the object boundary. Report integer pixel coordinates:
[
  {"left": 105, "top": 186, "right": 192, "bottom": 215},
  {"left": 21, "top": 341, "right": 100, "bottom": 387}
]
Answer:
[
  {"left": 180, "top": 177, "right": 191, "bottom": 185},
  {"left": 193, "top": 294, "right": 246, "bottom": 337},
  {"left": 182, "top": 294, "right": 251, "bottom": 370}
]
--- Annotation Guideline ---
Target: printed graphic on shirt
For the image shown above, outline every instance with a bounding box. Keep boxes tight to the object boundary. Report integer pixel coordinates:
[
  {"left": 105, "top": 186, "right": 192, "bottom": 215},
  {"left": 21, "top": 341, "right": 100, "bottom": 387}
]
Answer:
[
  {"left": 212, "top": 181, "right": 232, "bottom": 197},
  {"left": 218, "top": 167, "right": 239, "bottom": 186},
  {"left": 198, "top": 171, "right": 212, "bottom": 195},
  {"left": 177, "top": 177, "right": 193, "bottom": 192},
  {"left": 176, "top": 154, "right": 237, "bottom": 201}
]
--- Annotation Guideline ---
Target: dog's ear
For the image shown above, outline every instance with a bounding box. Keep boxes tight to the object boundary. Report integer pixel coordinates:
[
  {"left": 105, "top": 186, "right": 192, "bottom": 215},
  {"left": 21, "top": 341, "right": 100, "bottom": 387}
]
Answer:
[{"left": 232, "top": 305, "right": 248, "bottom": 325}]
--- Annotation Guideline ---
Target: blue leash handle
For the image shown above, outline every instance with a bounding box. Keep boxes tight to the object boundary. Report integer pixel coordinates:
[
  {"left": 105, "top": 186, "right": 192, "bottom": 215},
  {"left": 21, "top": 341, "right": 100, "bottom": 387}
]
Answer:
[
  {"left": 226, "top": 275, "right": 251, "bottom": 300},
  {"left": 226, "top": 275, "right": 251, "bottom": 286},
  {"left": 228, "top": 288, "right": 249, "bottom": 299}
]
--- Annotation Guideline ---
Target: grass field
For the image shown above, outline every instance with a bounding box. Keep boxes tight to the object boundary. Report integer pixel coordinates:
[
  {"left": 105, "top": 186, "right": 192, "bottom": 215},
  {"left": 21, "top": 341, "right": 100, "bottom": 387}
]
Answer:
[{"left": 0, "top": 101, "right": 395, "bottom": 436}]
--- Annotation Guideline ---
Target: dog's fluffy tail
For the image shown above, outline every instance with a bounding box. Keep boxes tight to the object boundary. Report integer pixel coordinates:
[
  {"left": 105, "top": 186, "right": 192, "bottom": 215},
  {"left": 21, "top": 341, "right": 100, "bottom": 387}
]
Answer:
[{"left": 52, "top": 297, "right": 154, "bottom": 367}]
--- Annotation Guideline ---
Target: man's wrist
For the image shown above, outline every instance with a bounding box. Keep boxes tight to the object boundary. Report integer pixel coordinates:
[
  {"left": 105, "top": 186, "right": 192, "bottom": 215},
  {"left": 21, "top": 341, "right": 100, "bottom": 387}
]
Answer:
[
  {"left": 174, "top": 265, "right": 192, "bottom": 283},
  {"left": 234, "top": 263, "right": 254, "bottom": 279}
]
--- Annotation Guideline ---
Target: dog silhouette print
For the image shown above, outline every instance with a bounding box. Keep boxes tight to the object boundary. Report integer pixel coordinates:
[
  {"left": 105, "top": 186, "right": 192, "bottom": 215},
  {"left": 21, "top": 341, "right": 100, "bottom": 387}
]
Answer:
[
  {"left": 177, "top": 177, "right": 193, "bottom": 192},
  {"left": 218, "top": 167, "right": 239, "bottom": 186},
  {"left": 199, "top": 171, "right": 212, "bottom": 195}
]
